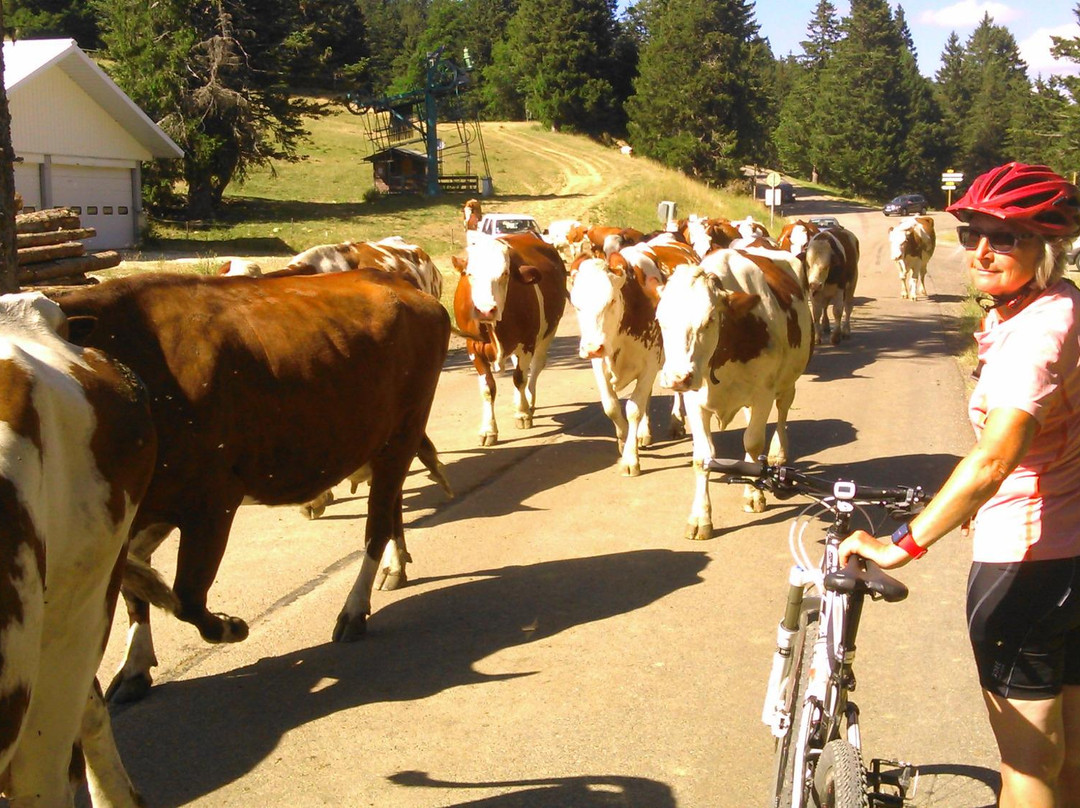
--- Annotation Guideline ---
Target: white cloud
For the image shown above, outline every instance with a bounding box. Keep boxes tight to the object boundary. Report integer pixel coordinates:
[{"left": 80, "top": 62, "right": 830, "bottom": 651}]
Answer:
[
  {"left": 1020, "top": 25, "right": 1080, "bottom": 78},
  {"left": 918, "top": 1, "right": 1020, "bottom": 29}
]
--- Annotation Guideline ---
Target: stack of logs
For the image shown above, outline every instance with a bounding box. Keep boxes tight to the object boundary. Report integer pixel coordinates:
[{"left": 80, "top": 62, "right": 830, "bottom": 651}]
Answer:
[{"left": 15, "top": 207, "right": 120, "bottom": 286}]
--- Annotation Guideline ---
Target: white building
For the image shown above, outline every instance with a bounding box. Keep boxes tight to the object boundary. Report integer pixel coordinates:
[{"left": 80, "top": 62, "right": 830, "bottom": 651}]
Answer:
[{"left": 4, "top": 38, "right": 183, "bottom": 249}]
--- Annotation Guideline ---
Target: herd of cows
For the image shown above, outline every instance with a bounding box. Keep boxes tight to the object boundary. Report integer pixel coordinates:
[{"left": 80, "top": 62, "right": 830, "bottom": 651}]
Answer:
[{"left": 0, "top": 198, "right": 939, "bottom": 805}]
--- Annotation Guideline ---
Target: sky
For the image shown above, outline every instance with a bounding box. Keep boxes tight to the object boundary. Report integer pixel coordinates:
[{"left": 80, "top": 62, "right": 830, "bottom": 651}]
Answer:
[{"left": 754, "top": 1, "right": 1080, "bottom": 79}]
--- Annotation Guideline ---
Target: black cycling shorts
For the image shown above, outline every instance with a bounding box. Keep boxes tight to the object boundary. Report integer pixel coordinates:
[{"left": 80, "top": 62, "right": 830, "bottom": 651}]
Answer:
[{"left": 967, "top": 557, "right": 1080, "bottom": 699}]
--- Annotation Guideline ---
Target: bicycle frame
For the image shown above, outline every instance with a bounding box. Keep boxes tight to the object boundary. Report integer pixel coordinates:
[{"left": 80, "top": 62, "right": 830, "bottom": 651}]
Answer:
[
  {"left": 710, "top": 458, "right": 923, "bottom": 808},
  {"left": 774, "top": 502, "right": 870, "bottom": 808}
]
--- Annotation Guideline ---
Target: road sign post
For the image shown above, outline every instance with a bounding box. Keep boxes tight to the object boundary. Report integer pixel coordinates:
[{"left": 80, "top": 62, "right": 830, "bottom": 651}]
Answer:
[
  {"left": 941, "top": 170, "right": 964, "bottom": 208},
  {"left": 765, "top": 171, "right": 782, "bottom": 227}
]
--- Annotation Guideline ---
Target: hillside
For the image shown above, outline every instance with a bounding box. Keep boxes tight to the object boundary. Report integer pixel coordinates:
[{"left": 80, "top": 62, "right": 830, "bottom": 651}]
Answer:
[{"left": 114, "top": 108, "right": 779, "bottom": 289}]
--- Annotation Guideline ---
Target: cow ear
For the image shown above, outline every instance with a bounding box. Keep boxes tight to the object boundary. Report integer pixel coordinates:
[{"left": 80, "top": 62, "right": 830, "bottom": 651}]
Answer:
[
  {"left": 65, "top": 315, "right": 98, "bottom": 345},
  {"left": 724, "top": 291, "right": 761, "bottom": 319},
  {"left": 511, "top": 264, "right": 542, "bottom": 284},
  {"left": 607, "top": 254, "right": 627, "bottom": 277},
  {"left": 451, "top": 255, "right": 467, "bottom": 275}
]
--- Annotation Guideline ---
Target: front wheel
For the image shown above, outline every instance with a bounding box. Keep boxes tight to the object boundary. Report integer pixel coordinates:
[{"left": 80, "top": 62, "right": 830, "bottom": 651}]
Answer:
[
  {"left": 772, "top": 601, "right": 820, "bottom": 807},
  {"left": 812, "top": 739, "right": 868, "bottom": 807}
]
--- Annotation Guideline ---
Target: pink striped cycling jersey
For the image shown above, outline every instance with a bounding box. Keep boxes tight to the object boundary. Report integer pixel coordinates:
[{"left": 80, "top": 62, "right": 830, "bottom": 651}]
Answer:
[{"left": 969, "top": 279, "right": 1080, "bottom": 562}]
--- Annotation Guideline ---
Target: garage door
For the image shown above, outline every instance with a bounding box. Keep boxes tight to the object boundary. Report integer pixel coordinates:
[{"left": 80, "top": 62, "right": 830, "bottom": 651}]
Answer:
[
  {"left": 14, "top": 162, "right": 42, "bottom": 212},
  {"left": 51, "top": 165, "right": 135, "bottom": 249}
]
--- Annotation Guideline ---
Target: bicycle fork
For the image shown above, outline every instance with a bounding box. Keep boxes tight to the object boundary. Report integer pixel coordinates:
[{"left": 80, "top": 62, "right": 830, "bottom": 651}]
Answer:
[{"left": 762, "top": 565, "right": 811, "bottom": 737}]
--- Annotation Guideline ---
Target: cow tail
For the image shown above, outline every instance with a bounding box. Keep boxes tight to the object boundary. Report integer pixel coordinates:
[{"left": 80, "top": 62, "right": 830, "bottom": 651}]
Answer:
[{"left": 122, "top": 554, "right": 181, "bottom": 615}]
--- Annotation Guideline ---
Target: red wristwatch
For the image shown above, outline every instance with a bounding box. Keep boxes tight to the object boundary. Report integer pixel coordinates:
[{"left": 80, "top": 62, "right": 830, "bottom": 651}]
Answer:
[{"left": 891, "top": 523, "right": 926, "bottom": 559}]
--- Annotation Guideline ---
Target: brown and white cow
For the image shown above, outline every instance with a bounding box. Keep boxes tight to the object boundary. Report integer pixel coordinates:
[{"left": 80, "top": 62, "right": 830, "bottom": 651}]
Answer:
[
  {"left": 284, "top": 236, "right": 444, "bottom": 300},
  {"left": 452, "top": 233, "right": 567, "bottom": 446},
  {"left": 804, "top": 226, "right": 860, "bottom": 345},
  {"left": 656, "top": 250, "right": 812, "bottom": 539},
  {"left": 0, "top": 292, "right": 156, "bottom": 805},
  {"left": 569, "top": 257, "right": 671, "bottom": 475},
  {"left": 679, "top": 215, "right": 741, "bottom": 260},
  {"left": 220, "top": 237, "right": 449, "bottom": 517},
  {"left": 544, "top": 219, "right": 587, "bottom": 263},
  {"left": 464, "top": 198, "right": 483, "bottom": 232},
  {"left": 54, "top": 269, "right": 450, "bottom": 702},
  {"left": 217, "top": 258, "right": 264, "bottom": 277},
  {"left": 583, "top": 225, "right": 646, "bottom": 258},
  {"left": 777, "top": 219, "right": 820, "bottom": 257},
  {"left": 889, "top": 215, "right": 936, "bottom": 301}
]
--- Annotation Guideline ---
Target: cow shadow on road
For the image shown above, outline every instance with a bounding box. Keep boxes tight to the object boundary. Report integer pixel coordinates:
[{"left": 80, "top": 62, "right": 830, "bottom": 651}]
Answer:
[
  {"left": 109, "top": 549, "right": 709, "bottom": 808},
  {"left": 384, "top": 770, "right": 677, "bottom": 807}
]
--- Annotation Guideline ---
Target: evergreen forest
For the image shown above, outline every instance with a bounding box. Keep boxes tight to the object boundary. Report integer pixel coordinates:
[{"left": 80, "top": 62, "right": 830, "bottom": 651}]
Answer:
[{"left": 6, "top": 0, "right": 1080, "bottom": 218}]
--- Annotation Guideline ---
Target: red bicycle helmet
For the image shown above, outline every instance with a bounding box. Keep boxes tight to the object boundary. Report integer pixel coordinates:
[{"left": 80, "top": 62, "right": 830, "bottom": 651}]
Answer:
[{"left": 947, "top": 162, "right": 1080, "bottom": 237}]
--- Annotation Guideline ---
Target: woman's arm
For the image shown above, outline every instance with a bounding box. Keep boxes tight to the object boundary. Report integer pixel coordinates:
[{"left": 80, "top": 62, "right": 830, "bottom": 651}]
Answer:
[{"left": 839, "top": 406, "right": 1039, "bottom": 568}]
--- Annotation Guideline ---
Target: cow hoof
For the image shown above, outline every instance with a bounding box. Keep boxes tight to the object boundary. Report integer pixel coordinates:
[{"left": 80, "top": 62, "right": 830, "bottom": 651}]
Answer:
[
  {"left": 375, "top": 566, "right": 407, "bottom": 591},
  {"left": 684, "top": 521, "right": 713, "bottom": 541},
  {"left": 105, "top": 672, "right": 152, "bottom": 704},
  {"left": 621, "top": 462, "right": 641, "bottom": 477},
  {"left": 198, "top": 615, "right": 249, "bottom": 643},
  {"left": 637, "top": 434, "right": 652, "bottom": 448},
  {"left": 744, "top": 493, "right": 767, "bottom": 513},
  {"left": 333, "top": 612, "right": 367, "bottom": 642},
  {"left": 302, "top": 503, "right": 325, "bottom": 520},
  {"left": 480, "top": 433, "right": 498, "bottom": 446},
  {"left": 515, "top": 415, "right": 533, "bottom": 429},
  {"left": 830, "top": 332, "right": 842, "bottom": 346},
  {"left": 670, "top": 423, "right": 686, "bottom": 440}
]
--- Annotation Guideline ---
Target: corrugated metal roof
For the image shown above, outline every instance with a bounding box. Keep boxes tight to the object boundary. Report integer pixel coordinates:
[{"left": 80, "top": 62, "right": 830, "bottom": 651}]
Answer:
[{"left": 3, "top": 38, "right": 183, "bottom": 159}]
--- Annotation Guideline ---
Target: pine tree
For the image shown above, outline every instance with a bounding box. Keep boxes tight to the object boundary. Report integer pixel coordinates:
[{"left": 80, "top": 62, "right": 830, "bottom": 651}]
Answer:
[
  {"left": 961, "top": 14, "right": 1031, "bottom": 176},
  {"left": 933, "top": 32, "right": 969, "bottom": 168},
  {"left": 809, "top": 0, "right": 906, "bottom": 195},
  {"left": 490, "top": 0, "right": 620, "bottom": 134},
  {"left": 775, "top": 0, "right": 841, "bottom": 178},
  {"left": 94, "top": 0, "right": 324, "bottom": 219},
  {"left": 800, "top": 0, "right": 841, "bottom": 70},
  {"left": 4, "top": 0, "right": 99, "bottom": 49},
  {"left": 625, "top": 0, "right": 769, "bottom": 183},
  {"left": 1046, "top": 5, "right": 1080, "bottom": 177}
]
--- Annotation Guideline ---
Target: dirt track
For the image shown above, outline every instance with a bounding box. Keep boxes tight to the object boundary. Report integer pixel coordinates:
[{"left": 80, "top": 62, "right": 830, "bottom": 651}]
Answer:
[{"left": 95, "top": 186, "right": 1004, "bottom": 808}]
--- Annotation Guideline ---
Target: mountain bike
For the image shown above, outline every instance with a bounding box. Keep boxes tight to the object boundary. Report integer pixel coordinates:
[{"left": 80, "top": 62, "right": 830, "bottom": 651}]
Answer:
[{"left": 710, "top": 458, "right": 928, "bottom": 808}]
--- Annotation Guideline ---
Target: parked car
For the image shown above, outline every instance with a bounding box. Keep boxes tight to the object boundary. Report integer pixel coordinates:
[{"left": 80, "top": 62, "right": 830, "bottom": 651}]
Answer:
[
  {"left": 477, "top": 213, "right": 542, "bottom": 237},
  {"left": 808, "top": 216, "right": 841, "bottom": 229},
  {"left": 883, "top": 194, "right": 928, "bottom": 216}
]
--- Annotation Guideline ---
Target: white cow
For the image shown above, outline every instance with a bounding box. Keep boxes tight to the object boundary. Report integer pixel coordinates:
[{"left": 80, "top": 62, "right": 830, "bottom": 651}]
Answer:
[
  {"left": 889, "top": 216, "right": 936, "bottom": 301},
  {"left": 656, "top": 251, "right": 812, "bottom": 539},
  {"left": 0, "top": 292, "right": 157, "bottom": 807},
  {"left": 570, "top": 257, "right": 667, "bottom": 476},
  {"left": 285, "top": 236, "right": 444, "bottom": 299}
]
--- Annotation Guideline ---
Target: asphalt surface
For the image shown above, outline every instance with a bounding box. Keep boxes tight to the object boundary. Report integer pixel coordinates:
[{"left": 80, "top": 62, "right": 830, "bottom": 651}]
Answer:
[{"left": 93, "top": 193, "right": 1003, "bottom": 808}]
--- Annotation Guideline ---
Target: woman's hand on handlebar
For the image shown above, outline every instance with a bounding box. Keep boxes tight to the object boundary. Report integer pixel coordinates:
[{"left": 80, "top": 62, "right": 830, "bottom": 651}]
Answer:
[{"left": 838, "top": 530, "right": 913, "bottom": 570}]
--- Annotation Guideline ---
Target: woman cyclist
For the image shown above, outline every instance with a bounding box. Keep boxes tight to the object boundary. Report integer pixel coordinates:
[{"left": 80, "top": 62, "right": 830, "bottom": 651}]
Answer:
[{"left": 839, "top": 162, "right": 1080, "bottom": 808}]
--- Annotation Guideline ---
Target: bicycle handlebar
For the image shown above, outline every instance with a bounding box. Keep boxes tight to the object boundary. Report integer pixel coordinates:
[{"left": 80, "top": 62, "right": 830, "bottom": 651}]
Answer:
[{"left": 708, "top": 458, "right": 929, "bottom": 512}]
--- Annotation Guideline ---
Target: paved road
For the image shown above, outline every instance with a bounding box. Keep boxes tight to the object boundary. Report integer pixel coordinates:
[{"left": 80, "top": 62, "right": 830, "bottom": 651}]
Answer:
[{"left": 97, "top": 196, "right": 1001, "bottom": 807}]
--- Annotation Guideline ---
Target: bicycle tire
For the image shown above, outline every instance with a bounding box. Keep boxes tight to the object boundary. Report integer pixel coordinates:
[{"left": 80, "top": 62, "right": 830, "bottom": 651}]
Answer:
[
  {"left": 812, "top": 739, "right": 868, "bottom": 808},
  {"left": 772, "top": 601, "right": 820, "bottom": 808}
]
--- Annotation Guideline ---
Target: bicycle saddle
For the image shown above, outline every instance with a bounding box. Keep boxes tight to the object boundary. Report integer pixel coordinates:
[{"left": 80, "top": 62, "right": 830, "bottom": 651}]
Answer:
[{"left": 824, "top": 557, "right": 909, "bottom": 602}]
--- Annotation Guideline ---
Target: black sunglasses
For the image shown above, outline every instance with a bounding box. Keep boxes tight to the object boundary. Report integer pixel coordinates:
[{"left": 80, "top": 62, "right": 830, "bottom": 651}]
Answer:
[{"left": 956, "top": 225, "right": 1034, "bottom": 254}]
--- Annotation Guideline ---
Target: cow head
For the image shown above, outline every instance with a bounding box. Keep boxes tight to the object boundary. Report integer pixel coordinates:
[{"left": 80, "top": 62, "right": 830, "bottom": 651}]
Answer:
[
  {"left": 570, "top": 258, "right": 626, "bottom": 360},
  {"left": 804, "top": 232, "right": 840, "bottom": 293},
  {"left": 887, "top": 223, "right": 909, "bottom": 262},
  {"left": 0, "top": 291, "right": 70, "bottom": 340},
  {"left": 453, "top": 238, "right": 542, "bottom": 323},
  {"left": 656, "top": 265, "right": 749, "bottom": 391}
]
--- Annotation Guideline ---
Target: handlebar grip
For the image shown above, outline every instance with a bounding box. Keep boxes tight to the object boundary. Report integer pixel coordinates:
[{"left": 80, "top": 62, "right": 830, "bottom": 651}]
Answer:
[{"left": 707, "top": 458, "right": 765, "bottom": 477}]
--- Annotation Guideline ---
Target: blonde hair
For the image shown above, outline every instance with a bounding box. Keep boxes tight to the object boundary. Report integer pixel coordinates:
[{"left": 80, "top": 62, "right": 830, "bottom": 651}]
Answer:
[{"left": 1035, "top": 236, "right": 1068, "bottom": 290}]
